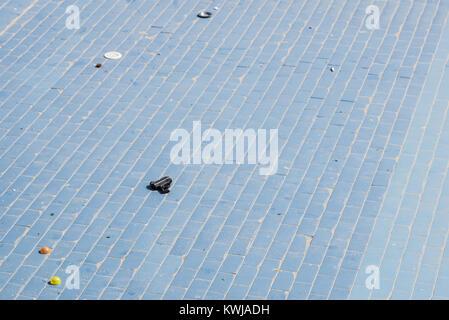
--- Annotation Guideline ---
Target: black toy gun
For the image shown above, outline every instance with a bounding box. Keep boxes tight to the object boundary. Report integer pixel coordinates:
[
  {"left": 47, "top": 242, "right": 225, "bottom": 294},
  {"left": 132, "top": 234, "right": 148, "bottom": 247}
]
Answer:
[{"left": 147, "top": 176, "right": 172, "bottom": 194}]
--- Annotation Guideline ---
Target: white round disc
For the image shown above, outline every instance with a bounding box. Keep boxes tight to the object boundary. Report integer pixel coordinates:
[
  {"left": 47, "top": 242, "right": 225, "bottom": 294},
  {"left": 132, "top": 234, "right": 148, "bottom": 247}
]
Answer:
[{"left": 104, "top": 51, "right": 122, "bottom": 60}]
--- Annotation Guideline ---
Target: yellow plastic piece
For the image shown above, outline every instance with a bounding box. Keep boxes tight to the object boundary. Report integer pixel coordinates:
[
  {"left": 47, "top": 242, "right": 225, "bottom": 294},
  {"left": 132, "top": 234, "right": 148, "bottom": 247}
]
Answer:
[{"left": 50, "top": 276, "right": 61, "bottom": 285}]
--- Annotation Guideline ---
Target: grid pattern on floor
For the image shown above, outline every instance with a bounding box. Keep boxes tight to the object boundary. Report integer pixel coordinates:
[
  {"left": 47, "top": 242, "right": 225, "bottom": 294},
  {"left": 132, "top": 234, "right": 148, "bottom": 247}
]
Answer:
[{"left": 0, "top": 0, "right": 448, "bottom": 299}]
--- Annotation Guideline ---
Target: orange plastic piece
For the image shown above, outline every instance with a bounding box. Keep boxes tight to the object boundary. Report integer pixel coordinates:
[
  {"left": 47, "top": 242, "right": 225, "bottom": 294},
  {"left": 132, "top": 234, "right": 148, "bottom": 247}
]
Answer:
[{"left": 39, "top": 246, "right": 51, "bottom": 254}]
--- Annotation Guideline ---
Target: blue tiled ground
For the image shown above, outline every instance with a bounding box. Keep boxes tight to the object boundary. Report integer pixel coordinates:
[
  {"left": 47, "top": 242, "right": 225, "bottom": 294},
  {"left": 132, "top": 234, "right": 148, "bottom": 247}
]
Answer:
[{"left": 0, "top": 0, "right": 448, "bottom": 300}]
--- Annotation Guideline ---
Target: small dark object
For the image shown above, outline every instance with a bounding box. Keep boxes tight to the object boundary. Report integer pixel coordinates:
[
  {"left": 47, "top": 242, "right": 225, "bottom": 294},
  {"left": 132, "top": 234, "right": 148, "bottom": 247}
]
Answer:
[
  {"left": 330, "top": 67, "right": 335, "bottom": 72},
  {"left": 147, "top": 176, "right": 172, "bottom": 194},
  {"left": 95, "top": 63, "right": 102, "bottom": 68},
  {"left": 197, "top": 10, "right": 212, "bottom": 18},
  {"left": 308, "top": 26, "right": 312, "bottom": 29}
]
